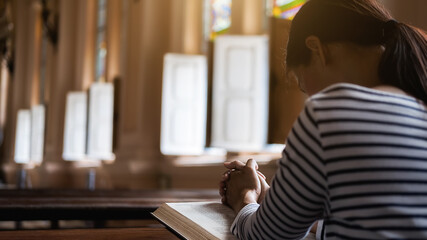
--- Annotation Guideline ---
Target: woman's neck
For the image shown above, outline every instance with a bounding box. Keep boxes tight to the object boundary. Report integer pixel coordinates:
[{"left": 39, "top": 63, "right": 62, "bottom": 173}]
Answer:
[{"left": 333, "top": 44, "right": 384, "bottom": 88}]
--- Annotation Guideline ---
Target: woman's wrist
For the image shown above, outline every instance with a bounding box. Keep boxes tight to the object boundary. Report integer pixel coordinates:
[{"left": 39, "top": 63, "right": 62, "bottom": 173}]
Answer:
[{"left": 233, "top": 190, "right": 258, "bottom": 214}]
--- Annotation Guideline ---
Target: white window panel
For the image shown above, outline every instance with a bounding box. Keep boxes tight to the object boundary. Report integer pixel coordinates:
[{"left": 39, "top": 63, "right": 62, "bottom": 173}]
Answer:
[
  {"left": 30, "top": 105, "right": 45, "bottom": 165},
  {"left": 211, "top": 35, "right": 269, "bottom": 151},
  {"left": 14, "top": 109, "right": 31, "bottom": 164},
  {"left": 63, "top": 92, "right": 88, "bottom": 161},
  {"left": 87, "top": 82, "right": 115, "bottom": 161},
  {"left": 161, "top": 53, "right": 208, "bottom": 155}
]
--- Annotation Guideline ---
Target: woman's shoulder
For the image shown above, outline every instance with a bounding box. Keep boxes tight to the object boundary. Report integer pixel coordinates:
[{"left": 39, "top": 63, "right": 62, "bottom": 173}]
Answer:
[
  {"left": 308, "top": 82, "right": 420, "bottom": 105},
  {"left": 303, "top": 83, "right": 427, "bottom": 120}
]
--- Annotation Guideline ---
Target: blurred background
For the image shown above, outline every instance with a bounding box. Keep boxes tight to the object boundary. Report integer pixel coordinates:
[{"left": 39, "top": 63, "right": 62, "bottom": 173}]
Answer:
[{"left": 0, "top": 0, "right": 425, "bottom": 191}]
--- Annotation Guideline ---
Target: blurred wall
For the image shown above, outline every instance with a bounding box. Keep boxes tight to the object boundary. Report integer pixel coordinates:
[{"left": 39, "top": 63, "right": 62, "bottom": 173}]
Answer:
[
  {"left": 0, "top": 0, "right": 425, "bottom": 189},
  {"left": 380, "top": 0, "right": 427, "bottom": 30},
  {"left": 1, "top": 0, "right": 278, "bottom": 189}
]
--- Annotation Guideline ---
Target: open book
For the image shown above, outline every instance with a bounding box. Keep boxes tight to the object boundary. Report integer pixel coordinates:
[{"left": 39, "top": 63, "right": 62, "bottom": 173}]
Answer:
[{"left": 152, "top": 201, "right": 316, "bottom": 240}]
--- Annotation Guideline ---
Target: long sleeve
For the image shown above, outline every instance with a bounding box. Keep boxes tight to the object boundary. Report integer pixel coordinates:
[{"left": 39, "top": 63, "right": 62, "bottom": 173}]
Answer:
[
  {"left": 232, "top": 82, "right": 427, "bottom": 239},
  {"left": 231, "top": 101, "right": 328, "bottom": 239}
]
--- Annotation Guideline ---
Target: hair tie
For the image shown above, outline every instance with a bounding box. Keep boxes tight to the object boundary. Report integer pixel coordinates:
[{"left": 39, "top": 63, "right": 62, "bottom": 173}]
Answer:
[{"left": 382, "top": 19, "right": 399, "bottom": 43}]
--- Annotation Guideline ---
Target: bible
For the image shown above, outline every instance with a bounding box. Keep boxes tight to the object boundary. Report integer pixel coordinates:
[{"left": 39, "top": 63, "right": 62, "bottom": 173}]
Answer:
[
  {"left": 152, "top": 201, "right": 316, "bottom": 240},
  {"left": 153, "top": 201, "right": 236, "bottom": 240}
]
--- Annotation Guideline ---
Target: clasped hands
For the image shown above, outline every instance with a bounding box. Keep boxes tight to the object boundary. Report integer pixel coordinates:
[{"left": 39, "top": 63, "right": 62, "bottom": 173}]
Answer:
[{"left": 219, "top": 159, "right": 270, "bottom": 214}]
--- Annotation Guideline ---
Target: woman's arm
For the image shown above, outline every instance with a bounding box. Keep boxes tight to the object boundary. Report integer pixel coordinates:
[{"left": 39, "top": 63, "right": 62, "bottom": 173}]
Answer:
[{"left": 223, "top": 103, "right": 327, "bottom": 239}]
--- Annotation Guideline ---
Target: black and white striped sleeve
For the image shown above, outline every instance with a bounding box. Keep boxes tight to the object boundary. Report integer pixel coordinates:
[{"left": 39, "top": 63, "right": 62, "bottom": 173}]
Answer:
[{"left": 231, "top": 100, "right": 328, "bottom": 239}]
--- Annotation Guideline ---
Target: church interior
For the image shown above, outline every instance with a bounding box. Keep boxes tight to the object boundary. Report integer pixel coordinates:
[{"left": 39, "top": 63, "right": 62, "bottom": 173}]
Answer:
[{"left": 0, "top": 0, "right": 425, "bottom": 237}]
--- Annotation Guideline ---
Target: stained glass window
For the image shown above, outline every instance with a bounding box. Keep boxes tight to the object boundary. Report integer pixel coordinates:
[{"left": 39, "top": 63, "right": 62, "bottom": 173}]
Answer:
[
  {"left": 209, "top": 0, "right": 232, "bottom": 40},
  {"left": 95, "top": 0, "right": 107, "bottom": 82},
  {"left": 273, "top": 0, "right": 306, "bottom": 20}
]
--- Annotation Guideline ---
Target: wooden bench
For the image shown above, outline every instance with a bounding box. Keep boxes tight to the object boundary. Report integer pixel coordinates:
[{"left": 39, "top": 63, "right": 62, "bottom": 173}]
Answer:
[
  {"left": 0, "top": 227, "right": 179, "bottom": 240},
  {"left": 0, "top": 189, "right": 219, "bottom": 221}
]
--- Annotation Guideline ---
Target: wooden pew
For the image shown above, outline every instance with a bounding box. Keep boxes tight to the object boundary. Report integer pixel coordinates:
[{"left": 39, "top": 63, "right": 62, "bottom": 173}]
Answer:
[
  {"left": 0, "top": 189, "right": 219, "bottom": 222},
  {"left": 0, "top": 227, "right": 179, "bottom": 240}
]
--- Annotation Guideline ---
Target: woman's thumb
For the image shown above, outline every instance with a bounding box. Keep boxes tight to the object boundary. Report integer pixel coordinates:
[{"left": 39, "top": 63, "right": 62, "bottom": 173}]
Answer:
[{"left": 246, "top": 158, "right": 257, "bottom": 169}]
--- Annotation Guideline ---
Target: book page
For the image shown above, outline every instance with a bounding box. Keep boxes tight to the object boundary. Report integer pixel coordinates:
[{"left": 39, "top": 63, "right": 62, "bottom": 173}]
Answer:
[
  {"left": 167, "top": 202, "right": 236, "bottom": 240},
  {"left": 163, "top": 201, "right": 317, "bottom": 240}
]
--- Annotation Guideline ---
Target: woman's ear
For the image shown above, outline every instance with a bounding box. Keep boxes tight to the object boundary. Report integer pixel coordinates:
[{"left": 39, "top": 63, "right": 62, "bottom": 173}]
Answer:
[{"left": 305, "top": 36, "right": 328, "bottom": 67}]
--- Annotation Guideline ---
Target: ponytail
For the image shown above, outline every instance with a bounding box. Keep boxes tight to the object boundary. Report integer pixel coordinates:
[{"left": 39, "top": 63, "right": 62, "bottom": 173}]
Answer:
[
  {"left": 379, "top": 22, "right": 427, "bottom": 103},
  {"left": 286, "top": 0, "right": 427, "bottom": 103}
]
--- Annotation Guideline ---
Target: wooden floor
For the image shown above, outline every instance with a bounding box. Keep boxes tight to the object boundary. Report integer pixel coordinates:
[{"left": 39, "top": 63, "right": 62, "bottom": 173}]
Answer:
[{"left": 0, "top": 227, "right": 179, "bottom": 240}]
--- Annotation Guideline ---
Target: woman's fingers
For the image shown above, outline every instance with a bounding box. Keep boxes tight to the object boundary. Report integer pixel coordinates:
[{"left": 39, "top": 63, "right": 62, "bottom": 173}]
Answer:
[
  {"left": 245, "top": 158, "right": 258, "bottom": 170},
  {"left": 224, "top": 158, "right": 259, "bottom": 170},
  {"left": 257, "top": 171, "right": 266, "bottom": 180},
  {"left": 257, "top": 175, "right": 270, "bottom": 203},
  {"left": 221, "top": 171, "right": 229, "bottom": 181},
  {"left": 224, "top": 160, "right": 245, "bottom": 169},
  {"left": 221, "top": 159, "right": 266, "bottom": 207}
]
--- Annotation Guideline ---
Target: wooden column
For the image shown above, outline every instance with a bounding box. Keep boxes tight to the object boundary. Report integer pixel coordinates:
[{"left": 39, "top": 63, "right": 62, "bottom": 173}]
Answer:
[
  {"left": 44, "top": 0, "right": 76, "bottom": 165},
  {"left": 182, "top": 0, "right": 204, "bottom": 54},
  {"left": 75, "top": 0, "right": 96, "bottom": 90},
  {"left": 42, "top": 0, "right": 97, "bottom": 188},
  {"left": 109, "top": 0, "right": 175, "bottom": 189},
  {"left": 106, "top": 0, "right": 122, "bottom": 82},
  {"left": 230, "top": 0, "right": 267, "bottom": 35},
  {"left": 169, "top": 0, "right": 204, "bottom": 54},
  {"left": 2, "top": 0, "right": 42, "bottom": 182},
  {"left": 115, "top": 0, "right": 144, "bottom": 163}
]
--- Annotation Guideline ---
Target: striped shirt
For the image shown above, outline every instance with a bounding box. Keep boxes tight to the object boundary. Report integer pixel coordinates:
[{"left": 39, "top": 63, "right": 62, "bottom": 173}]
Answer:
[{"left": 231, "top": 83, "right": 427, "bottom": 239}]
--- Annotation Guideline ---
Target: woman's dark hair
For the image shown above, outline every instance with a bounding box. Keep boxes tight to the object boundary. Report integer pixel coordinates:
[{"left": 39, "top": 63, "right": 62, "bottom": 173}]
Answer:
[{"left": 286, "top": 0, "right": 427, "bottom": 103}]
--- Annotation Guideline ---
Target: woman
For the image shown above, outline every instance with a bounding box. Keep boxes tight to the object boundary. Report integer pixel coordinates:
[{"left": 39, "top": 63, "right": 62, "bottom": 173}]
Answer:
[{"left": 219, "top": 0, "right": 427, "bottom": 239}]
